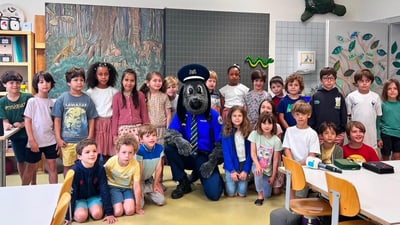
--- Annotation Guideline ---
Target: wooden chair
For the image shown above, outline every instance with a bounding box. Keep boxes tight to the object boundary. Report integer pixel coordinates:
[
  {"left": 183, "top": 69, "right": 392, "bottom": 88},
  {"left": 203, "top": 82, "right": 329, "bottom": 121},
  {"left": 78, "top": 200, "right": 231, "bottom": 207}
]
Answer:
[
  {"left": 59, "top": 169, "right": 75, "bottom": 222},
  {"left": 59, "top": 169, "right": 75, "bottom": 199},
  {"left": 282, "top": 156, "right": 332, "bottom": 225},
  {"left": 325, "top": 172, "right": 375, "bottom": 225},
  {"left": 51, "top": 192, "right": 71, "bottom": 225}
]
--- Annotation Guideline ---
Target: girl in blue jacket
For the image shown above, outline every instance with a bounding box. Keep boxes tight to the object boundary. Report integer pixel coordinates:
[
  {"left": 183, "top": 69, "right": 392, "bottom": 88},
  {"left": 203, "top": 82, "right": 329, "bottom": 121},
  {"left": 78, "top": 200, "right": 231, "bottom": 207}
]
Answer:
[{"left": 222, "top": 106, "right": 252, "bottom": 197}]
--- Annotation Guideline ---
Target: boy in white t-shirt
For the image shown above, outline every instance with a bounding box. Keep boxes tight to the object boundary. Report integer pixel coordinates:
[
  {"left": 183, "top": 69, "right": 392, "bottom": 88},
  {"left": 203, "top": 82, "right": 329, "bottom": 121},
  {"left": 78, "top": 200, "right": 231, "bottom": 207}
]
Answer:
[
  {"left": 346, "top": 69, "right": 382, "bottom": 149},
  {"left": 219, "top": 64, "right": 249, "bottom": 121},
  {"left": 283, "top": 101, "right": 320, "bottom": 165}
]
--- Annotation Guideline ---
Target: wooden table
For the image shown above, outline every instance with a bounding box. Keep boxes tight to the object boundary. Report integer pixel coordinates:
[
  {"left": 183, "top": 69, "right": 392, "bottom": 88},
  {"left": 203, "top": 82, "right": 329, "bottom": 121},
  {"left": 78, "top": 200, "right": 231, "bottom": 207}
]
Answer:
[
  {"left": 281, "top": 161, "right": 400, "bottom": 225},
  {"left": 0, "top": 183, "right": 62, "bottom": 225},
  {"left": 0, "top": 127, "right": 20, "bottom": 186}
]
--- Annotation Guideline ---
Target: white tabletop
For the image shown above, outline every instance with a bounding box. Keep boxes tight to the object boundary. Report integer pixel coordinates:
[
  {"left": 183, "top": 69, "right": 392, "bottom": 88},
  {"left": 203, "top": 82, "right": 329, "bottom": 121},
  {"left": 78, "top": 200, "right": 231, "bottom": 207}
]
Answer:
[
  {"left": 0, "top": 183, "right": 62, "bottom": 225},
  {"left": 302, "top": 161, "right": 400, "bottom": 225}
]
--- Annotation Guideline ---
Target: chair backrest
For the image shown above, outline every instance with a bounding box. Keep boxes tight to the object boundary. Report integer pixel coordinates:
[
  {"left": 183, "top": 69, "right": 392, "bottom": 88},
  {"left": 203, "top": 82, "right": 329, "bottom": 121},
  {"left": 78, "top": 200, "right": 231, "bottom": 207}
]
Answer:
[
  {"left": 59, "top": 169, "right": 75, "bottom": 201},
  {"left": 325, "top": 172, "right": 361, "bottom": 217},
  {"left": 51, "top": 192, "right": 71, "bottom": 225},
  {"left": 282, "top": 156, "right": 307, "bottom": 191}
]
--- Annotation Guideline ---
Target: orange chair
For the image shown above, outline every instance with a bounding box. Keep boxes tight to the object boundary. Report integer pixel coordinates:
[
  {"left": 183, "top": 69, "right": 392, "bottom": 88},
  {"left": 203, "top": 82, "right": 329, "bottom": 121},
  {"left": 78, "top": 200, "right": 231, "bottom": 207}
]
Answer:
[
  {"left": 51, "top": 192, "right": 71, "bottom": 225},
  {"left": 325, "top": 172, "right": 374, "bottom": 225},
  {"left": 282, "top": 156, "right": 332, "bottom": 225},
  {"left": 59, "top": 169, "right": 75, "bottom": 222}
]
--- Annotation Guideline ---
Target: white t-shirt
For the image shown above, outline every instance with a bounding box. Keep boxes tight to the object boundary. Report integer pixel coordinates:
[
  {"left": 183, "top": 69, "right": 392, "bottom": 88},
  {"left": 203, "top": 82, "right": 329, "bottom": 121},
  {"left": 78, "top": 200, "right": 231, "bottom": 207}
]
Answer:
[
  {"left": 219, "top": 83, "right": 249, "bottom": 108},
  {"left": 282, "top": 126, "right": 320, "bottom": 163},
  {"left": 346, "top": 90, "right": 382, "bottom": 148},
  {"left": 86, "top": 86, "right": 118, "bottom": 117},
  {"left": 24, "top": 97, "right": 56, "bottom": 147}
]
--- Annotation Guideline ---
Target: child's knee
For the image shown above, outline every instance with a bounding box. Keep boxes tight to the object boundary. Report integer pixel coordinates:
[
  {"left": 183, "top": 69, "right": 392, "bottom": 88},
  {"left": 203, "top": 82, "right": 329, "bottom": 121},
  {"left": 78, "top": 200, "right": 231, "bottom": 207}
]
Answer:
[
  {"left": 113, "top": 205, "right": 124, "bottom": 217},
  {"left": 74, "top": 209, "right": 89, "bottom": 223},
  {"left": 89, "top": 205, "right": 104, "bottom": 220}
]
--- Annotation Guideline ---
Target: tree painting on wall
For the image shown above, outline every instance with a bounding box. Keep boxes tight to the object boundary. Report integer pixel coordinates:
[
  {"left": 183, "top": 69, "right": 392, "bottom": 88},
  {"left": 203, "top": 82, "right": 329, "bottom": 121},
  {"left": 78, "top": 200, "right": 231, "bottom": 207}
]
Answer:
[
  {"left": 45, "top": 3, "right": 164, "bottom": 98},
  {"left": 328, "top": 21, "right": 388, "bottom": 96}
]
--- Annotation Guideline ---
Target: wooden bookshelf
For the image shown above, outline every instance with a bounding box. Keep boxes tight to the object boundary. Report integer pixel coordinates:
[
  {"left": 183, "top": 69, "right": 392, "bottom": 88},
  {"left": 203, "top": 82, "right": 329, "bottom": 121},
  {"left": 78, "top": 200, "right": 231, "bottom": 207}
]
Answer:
[{"left": 0, "top": 30, "right": 34, "bottom": 93}]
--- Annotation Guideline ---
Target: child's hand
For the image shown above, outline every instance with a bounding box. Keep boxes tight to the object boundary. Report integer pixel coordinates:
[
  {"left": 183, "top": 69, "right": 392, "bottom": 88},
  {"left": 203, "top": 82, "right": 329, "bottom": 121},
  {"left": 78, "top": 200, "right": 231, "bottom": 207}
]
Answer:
[
  {"left": 254, "top": 165, "right": 263, "bottom": 176},
  {"left": 103, "top": 215, "right": 117, "bottom": 224},
  {"left": 56, "top": 138, "right": 66, "bottom": 149},
  {"left": 136, "top": 208, "right": 144, "bottom": 215},
  {"left": 268, "top": 175, "right": 276, "bottom": 185},
  {"left": 154, "top": 183, "right": 164, "bottom": 194},
  {"left": 238, "top": 171, "right": 248, "bottom": 181},
  {"left": 230, "top": 171, "right": 239, "bottom": 182},
  {"left": 4, "top": 123, "right": 13, "bottom": 130}
]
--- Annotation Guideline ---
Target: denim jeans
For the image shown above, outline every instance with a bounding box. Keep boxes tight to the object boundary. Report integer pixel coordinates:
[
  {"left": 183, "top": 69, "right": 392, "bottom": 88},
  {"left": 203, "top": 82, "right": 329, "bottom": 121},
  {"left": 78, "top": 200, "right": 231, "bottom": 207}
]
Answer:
[
  {"left": 224, "top": 170, "right": 248, "bottom": 196},
  {"left": 164, "top": 144, "right": 224, "bottom": 201},
  {"left": 252, "top": 164, "right": 272, "bottom": 198}
]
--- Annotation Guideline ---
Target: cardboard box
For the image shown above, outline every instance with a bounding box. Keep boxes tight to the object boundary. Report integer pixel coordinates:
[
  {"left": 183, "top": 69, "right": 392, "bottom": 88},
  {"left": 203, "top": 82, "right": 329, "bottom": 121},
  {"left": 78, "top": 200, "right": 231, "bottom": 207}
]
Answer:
[
  {"left": 0, "top": 54, "right": 12, "bottom": 62},
  {"left": 0, "top": 36, "right": 13, "bottom": 56}
]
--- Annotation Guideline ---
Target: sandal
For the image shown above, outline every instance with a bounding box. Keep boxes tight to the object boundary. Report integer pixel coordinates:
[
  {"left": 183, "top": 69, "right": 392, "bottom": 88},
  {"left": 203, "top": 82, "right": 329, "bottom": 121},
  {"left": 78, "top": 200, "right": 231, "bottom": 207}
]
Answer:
[{"left": 254, "top": 198, "right": 264, "bottom": 206}]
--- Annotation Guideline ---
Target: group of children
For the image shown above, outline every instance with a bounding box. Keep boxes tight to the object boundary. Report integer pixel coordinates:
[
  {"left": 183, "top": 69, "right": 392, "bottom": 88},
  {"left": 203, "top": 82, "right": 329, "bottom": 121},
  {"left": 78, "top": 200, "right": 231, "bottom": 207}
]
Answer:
[
  {"left": 1, "top": 62, "right": 399, "bottom": 222},
  {"left": 213, "top": 64, "right": 397, "bottom": 208},
  {"left": 0, "top": 63, "right": 174, "bottom": 223}
]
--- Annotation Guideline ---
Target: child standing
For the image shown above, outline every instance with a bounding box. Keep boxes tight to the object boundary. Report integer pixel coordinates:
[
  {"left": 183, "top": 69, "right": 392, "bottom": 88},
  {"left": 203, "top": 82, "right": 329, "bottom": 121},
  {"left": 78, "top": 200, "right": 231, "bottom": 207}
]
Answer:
[
  {"left": 140, "top": 71, "right": 171, "bottom": 145},
  {"left": 206, "top": 70, "right": 221, "bottom": 113},
  {"left": 248, "top": 112, "right": 282, "bottom": 205},
  {"left": 258, "top": 99, "right": 284, "bottom": 195},
  {"left": 162, "top": 76, "right": 179, "bottom": 117},
  {"left": 23, "top": 71, "right": 58, "bottom": 185},
  {"left": 244, "top": 70, "right": 272, "bottom": 127},
  {"left": 343, "top": 121, "right": 380, "bottom": 162},
  {"left": 104, "top": 134, "right": 144, "bottom": 217},
  {"left": 86, "top": 62, "right": 119, "bottom": 161},
  {"left": 377, "top": 79, "right": 400, "bottom": 160},
  {"left": 269, "top": 75, "right": 285, "bottom": 108},
  {"left": 219, "top": 64, "right": 249, "bottom": 121},
  {"left": 318, "top": 122, "right": 343, "bottom": 164},
  {"left": 310, "top": 67, "right": 347, "bottom": 146},
  {"left": 69, "top": 139, "right": 117, "bottom": 224},
  {"left": 346, "top": 69, "right": 382, "bottom": 149},
  {"left": 52, "top": 67, "right": 98, "bottom": 176},
  {"left": 136, "top": 124, "right": 166, "bottom": 206},
  {"left": 0, "top": 71, "right": 33, "bottom": 183},
  {"left": 112, "top": 69, "right": 150, "bottom": 141},
  {"left": 222, "top": 106, "right": 252, "bottom": 197},
  {"left": 258, "top": 99, "right": 283, "bottom": 139},
  {"left": 283, "top": 101, "right": 320, "bottom": 165},
  {"left": 277, "top": 73, "right": 306, "bottom": 130}
]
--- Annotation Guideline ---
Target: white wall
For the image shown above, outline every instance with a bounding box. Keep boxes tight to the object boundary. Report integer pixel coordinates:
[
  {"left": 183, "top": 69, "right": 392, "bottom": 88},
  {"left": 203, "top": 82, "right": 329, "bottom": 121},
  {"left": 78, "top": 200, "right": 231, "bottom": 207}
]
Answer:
[{"left": 6, "top": 0, "right": 400, "bottom": 75}]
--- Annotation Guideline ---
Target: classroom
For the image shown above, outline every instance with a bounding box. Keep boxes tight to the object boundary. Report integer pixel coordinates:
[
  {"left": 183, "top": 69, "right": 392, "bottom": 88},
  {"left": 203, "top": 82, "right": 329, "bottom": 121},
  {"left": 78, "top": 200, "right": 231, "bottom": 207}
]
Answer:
[{"left": 1, "top": 0, "right": 400, "bottom": 225}]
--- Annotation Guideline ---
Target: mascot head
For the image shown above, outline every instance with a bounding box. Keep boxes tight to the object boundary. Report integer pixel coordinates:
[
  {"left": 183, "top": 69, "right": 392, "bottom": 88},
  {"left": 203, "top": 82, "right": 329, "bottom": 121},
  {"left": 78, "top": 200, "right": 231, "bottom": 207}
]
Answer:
[{"left": 177, "top": 64, "right": 211, "bottom": 122}]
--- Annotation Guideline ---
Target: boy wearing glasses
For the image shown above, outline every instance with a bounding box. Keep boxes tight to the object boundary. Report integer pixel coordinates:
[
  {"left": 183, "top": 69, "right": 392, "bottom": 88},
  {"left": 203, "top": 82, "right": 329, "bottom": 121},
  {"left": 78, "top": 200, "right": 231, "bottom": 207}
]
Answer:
[{"left": 309, "top": 67, "right": 347, "bottom": 146}]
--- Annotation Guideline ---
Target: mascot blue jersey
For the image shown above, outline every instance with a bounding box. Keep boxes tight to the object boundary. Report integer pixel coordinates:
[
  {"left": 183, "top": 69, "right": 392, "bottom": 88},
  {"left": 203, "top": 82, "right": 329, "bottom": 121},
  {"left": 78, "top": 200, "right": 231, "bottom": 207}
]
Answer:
[{"left": 169, "top": 109, "right": 222, "bottom": 153}]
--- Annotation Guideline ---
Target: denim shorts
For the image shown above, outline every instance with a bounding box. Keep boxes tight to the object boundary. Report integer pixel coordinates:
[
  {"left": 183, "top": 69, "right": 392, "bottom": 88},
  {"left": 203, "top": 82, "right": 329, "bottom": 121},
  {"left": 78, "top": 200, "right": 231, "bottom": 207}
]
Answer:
[
  {"left": 109, "top": 186, "right": 134, "bottom": 204},
  {"left": 75, "top": 196, "right": 102, "bottom": 209}
]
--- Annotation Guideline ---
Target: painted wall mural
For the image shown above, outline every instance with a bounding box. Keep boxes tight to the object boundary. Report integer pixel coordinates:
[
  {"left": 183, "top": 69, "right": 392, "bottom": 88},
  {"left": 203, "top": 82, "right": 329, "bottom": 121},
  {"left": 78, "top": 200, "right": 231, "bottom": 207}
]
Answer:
[
  {"left": 45, "top": 3, "right": 164, "bottom": 98},
  {"left": 328, "top": 21, "right": 388, "bottom": 96}
]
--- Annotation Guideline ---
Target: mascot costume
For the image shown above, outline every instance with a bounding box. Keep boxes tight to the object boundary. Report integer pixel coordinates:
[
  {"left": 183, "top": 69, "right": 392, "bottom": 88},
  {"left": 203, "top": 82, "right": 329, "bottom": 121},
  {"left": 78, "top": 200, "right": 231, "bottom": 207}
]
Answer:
[{"left": 165, "top": 64, "right": 224, "bottom": 201}]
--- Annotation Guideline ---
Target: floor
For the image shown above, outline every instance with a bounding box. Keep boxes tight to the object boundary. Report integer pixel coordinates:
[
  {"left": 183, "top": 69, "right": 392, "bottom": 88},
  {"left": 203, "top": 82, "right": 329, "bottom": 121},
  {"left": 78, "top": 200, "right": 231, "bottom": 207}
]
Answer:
[{"left": 6, "top": 166, "right": 285, "bottom": 225}]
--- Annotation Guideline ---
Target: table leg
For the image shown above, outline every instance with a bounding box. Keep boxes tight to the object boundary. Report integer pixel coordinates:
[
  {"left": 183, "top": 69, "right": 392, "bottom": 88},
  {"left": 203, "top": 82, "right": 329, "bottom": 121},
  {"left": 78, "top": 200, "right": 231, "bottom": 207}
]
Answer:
[{"left": 0, "top": 139, "right": 6, "bottom": 186}]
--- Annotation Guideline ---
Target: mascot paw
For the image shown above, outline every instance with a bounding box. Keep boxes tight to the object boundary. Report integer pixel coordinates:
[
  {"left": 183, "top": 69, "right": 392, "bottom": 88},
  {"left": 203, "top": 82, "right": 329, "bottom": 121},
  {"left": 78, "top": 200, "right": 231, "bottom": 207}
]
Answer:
[
  {"left": 165, "top": 129, "right": 193, "bottom": 156},
  {"left": 200, "top": 161, "right": 216, "bottom": 178},
  {"left": 199, "top": 143, "right": 223, "bottom": 178},
  {"left": 175, "top": 138, "right": 193, "bottom": 156}
]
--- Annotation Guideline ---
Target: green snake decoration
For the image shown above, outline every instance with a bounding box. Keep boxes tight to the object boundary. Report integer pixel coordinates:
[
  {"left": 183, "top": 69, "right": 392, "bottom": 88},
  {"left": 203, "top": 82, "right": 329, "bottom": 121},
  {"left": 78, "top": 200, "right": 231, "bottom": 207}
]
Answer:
[{"left": 245, "top": 56, "right": 274, "bottom": 68}]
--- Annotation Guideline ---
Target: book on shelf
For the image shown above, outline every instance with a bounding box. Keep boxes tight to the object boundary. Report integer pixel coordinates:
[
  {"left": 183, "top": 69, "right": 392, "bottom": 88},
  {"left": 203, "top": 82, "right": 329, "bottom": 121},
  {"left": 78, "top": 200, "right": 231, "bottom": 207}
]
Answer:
[{"left": 12, "top": 36, "right": 27, "bottom": 63}]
